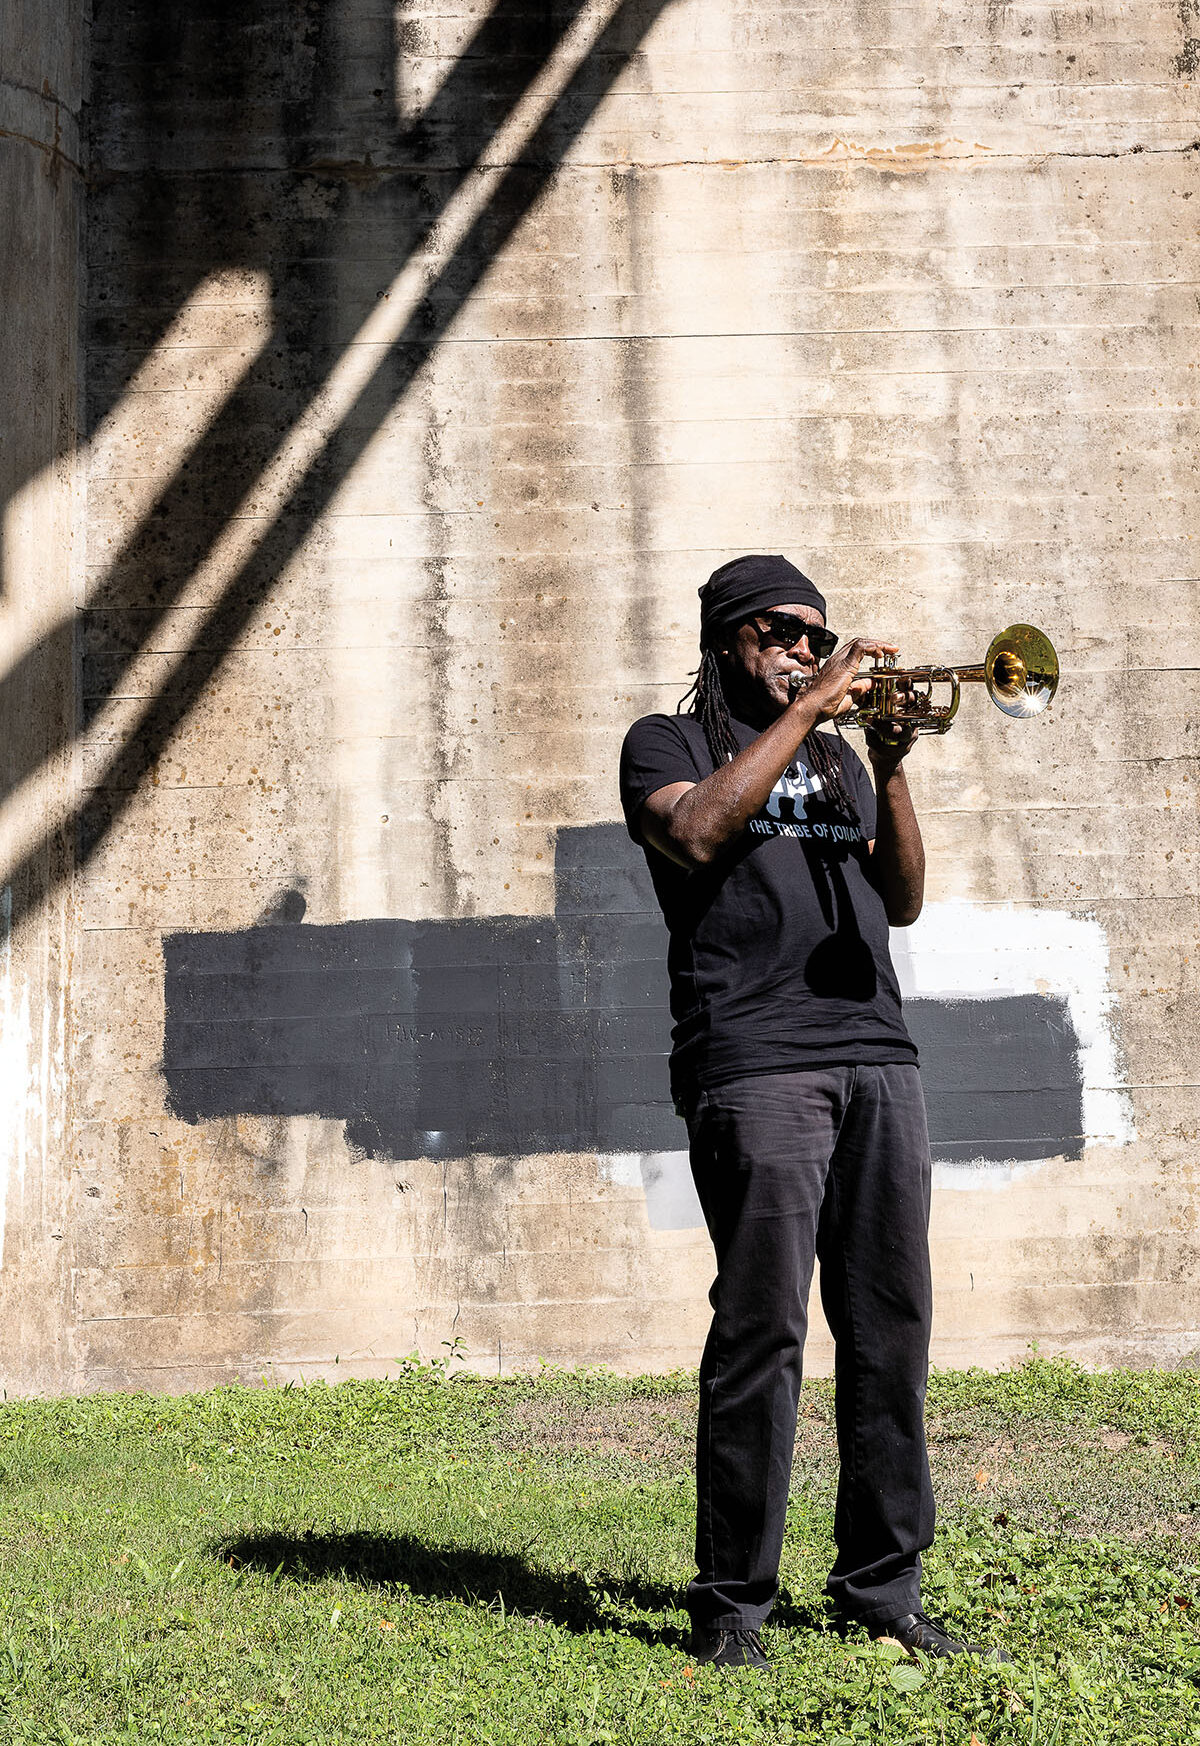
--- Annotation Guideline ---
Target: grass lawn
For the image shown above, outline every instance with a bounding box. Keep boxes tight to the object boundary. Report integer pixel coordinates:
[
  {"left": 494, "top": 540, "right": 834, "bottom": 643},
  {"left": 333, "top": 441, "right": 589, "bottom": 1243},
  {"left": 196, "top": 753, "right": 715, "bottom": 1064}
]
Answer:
[{"left": 2, "top": 1354, "right": 1199, "bottom": 1743}]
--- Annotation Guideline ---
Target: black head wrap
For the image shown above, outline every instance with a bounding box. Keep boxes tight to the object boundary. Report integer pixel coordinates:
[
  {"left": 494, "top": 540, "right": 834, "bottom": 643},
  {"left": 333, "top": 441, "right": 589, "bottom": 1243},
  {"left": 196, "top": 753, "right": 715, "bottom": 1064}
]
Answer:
[{"left": 698, "top": 554, "right": 826, "bottom": 649}]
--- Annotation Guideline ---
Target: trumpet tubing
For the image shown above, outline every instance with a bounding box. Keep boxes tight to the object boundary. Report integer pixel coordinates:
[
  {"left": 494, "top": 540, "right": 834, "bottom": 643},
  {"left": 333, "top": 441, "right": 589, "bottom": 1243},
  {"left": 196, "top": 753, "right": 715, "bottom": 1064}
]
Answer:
[{"left": 790, "top": 623, "right": 1059, "bottom": 735}]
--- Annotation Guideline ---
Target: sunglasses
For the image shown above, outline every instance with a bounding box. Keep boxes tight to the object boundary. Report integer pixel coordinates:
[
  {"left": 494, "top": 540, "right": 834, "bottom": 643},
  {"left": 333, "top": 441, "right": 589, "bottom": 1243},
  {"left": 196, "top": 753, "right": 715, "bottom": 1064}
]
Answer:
[{"left": 750, "top": 612, "right": 839, "bottom": 660}]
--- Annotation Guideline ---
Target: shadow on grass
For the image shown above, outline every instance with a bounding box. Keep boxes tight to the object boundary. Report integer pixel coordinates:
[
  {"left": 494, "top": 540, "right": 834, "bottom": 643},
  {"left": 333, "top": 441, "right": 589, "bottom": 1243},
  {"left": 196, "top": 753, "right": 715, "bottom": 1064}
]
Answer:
[
  {"left": 213, "top": 1529, "right": 839, "bottom": 1647},
  {"left": 214, "top": 1529, "right": 690, "bottom": 1645}
]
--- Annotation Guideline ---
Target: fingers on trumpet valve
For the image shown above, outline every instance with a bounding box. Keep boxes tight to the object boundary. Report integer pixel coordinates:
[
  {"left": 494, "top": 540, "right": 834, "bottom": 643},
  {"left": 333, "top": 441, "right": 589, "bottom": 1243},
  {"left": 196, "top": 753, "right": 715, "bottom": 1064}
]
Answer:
[{"left": 843, "top": 636, "right": 899, "bottom": 662}]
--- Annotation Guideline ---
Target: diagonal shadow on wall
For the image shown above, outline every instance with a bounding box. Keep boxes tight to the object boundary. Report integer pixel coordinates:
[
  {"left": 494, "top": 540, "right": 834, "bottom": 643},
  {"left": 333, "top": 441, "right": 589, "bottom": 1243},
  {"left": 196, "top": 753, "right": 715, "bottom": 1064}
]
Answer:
[{"left": 0, "top": 0, "right": 678, "bottom": 934}]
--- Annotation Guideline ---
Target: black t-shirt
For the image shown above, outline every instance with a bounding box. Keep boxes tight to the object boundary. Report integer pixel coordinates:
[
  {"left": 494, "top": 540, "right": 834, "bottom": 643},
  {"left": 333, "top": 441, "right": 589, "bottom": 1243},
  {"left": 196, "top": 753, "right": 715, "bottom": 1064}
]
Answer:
[{"left": 619, "top": 710, "right": 918, "bottom": 1101}]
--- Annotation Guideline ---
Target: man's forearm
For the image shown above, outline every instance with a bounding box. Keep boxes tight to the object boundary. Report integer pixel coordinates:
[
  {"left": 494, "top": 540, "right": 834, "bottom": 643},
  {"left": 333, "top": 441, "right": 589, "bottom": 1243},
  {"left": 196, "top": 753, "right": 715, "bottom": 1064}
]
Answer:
[
  {"left": 663, "top": 696, "right": 822, "bottom": 864},
  {"left": 868, "top": 757, "right": 925, "bottom": 926}
]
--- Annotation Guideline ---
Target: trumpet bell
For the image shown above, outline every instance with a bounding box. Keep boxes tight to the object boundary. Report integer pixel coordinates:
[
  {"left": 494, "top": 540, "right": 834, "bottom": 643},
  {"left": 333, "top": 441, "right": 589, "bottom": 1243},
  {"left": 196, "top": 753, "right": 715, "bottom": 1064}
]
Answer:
[{"left": 985, "top": 623, "right": 1059, "bottom": 719}]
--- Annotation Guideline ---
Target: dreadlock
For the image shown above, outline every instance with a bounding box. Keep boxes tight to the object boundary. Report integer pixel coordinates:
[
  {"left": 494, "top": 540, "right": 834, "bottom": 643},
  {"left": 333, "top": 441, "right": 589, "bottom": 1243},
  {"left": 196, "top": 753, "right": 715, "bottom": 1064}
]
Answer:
[
  {"left": 678, "top": 650, "right": 860, "bottom": 827},
  {"left": 678, "top": 649, "right": 739, "bottom": 767}
]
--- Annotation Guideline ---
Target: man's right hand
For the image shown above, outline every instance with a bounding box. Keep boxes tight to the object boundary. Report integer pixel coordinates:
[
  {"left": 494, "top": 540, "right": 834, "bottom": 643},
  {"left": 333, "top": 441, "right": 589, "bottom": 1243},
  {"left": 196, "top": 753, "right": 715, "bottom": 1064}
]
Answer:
[{"left": 792, "top": 637, "right": 900, "bottom": 724}]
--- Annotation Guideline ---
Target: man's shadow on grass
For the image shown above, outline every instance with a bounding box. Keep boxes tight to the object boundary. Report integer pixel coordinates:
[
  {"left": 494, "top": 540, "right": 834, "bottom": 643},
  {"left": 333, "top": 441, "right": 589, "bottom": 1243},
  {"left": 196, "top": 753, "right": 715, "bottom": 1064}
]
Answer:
[
  {"left": 216, "top": 1528, "right": 687, "bottom": 1645},
  {"left": 214, "top": 1529, "right": 834, "bottom": 1646}
]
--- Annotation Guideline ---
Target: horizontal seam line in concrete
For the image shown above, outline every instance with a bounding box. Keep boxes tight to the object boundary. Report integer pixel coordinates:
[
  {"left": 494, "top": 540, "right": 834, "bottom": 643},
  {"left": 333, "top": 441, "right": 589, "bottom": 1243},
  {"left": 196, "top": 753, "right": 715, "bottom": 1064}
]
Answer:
[
  {"left": 80, "top": 349, "right": 1200, "bottom": 372},
  {"left": 1114, "top": 1082, "right": 1200, "bottom": 1090},
  {"left": 80, "top": 482, "right": 1200, "bottom": 510},
  {"left": 68, "top": 651, "right": 1200, "bottom": 673},
  {"left": 76, "top": 896, "right": 1199, "bottom": 932},
  {"left": 922, "top": 796, "right": 1198, "bottom": 809},
  {"left": 83, "top": 469, "right": 1200, "bottom": 499},
  {"left": 71, "top": 324, "right": 1200, "bottom": 343},
  {"left": 79, "top": 323, "right": 1199, "bottom": 346},
  {"left": 581, "top": 146, "right": 1200, "bottom": 165},
  {"left": 79, "top": 241, "right": 1200, "bottom": 260},
  {"left": 88, "top": 1248, "right": 661, "bottom": 1263},
  {"left": 74, "top": 1302, "right": 683, "bottom": 1324},
  {"left": 75, "top": 498, "right": 1200, "bottom": 530},
  {"left": 87, "top": 139, "right": 1200, "bottom": 175},
  {"left": 395, "top": 60, "right": 1194, "bottom": 79},
  {"left": 419, "top": 82, "right": 1200, "bottom": 99},
  {"left": 81, "top": 277, "right": 1200, "bottom": 299},
  {"left": 80, "top": 329, "right": 1200, "bottom": 348}
]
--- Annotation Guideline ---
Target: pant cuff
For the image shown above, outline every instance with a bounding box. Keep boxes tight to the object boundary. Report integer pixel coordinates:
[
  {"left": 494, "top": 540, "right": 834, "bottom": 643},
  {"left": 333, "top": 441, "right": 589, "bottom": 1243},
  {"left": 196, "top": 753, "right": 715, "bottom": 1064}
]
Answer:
[
  {"left": 830, "top": 1593, "right": 921, "bottom": 1626},
  {"left": 688, "top": 1606, "right": 773, "bottom": 1632}
]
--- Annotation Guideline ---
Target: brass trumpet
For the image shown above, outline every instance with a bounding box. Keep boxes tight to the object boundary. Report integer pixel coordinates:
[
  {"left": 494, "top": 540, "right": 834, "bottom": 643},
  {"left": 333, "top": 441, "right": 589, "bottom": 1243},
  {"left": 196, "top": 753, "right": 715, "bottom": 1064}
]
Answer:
[{"left": 789, "top": 622, "right": 1059, "bottom": 735}]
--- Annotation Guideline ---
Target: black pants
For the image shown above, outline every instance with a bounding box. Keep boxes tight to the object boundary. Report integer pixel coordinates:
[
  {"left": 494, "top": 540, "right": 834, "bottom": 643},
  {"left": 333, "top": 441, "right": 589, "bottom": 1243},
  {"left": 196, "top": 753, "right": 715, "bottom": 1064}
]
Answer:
[{"left": 684, "top": 1064, "right": 935, "bottom": 1629}]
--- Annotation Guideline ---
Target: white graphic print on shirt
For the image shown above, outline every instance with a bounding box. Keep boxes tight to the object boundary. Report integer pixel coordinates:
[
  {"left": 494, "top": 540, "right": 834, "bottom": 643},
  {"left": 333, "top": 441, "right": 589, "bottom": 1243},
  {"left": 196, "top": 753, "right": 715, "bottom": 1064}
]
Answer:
[{"left": 748, "top": 764, "right": 864, "bottom": 845}]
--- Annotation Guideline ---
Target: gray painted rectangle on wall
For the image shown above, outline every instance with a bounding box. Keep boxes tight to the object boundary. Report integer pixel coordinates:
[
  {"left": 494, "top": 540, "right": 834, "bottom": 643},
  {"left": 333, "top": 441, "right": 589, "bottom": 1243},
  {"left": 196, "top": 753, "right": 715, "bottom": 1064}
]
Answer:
[{"left": 162, "top": 823, "right": 1084, "bottom": 1166}]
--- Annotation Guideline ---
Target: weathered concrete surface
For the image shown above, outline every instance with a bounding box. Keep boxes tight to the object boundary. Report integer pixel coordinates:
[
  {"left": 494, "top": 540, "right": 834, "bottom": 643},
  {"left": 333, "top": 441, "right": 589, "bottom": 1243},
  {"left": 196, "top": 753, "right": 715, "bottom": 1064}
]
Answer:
[
  {"left": 1, "top": 0, "right": 1198, "bottom": 1391},
  {"left": 0, "top": 0, "right": 83, "bottom": 1391}
]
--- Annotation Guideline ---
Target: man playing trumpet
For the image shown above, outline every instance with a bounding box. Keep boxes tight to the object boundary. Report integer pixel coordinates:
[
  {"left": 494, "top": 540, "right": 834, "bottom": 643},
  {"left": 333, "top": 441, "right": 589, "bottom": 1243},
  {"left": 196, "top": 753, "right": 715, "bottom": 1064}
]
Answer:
[{"left": 619, "top": 553, "right": 1008, "bottom": 1669}]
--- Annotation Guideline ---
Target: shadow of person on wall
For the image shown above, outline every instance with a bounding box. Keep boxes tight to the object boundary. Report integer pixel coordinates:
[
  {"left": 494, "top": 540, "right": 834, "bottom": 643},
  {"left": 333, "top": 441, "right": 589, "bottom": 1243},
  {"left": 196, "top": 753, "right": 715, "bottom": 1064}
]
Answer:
[{"left": 214, "top": 1528, "right": 690, "bottom": 1647}]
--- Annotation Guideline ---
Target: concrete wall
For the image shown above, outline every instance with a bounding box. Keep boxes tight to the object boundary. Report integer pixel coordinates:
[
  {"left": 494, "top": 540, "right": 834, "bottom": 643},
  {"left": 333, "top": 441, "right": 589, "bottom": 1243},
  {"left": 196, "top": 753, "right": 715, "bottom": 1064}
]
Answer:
[
  {"left": 0, "top": 0, "right": 84, "bottom": 1391},
  {"left": 1, "top": 0, "right": 1198, "bottom": 1391}
]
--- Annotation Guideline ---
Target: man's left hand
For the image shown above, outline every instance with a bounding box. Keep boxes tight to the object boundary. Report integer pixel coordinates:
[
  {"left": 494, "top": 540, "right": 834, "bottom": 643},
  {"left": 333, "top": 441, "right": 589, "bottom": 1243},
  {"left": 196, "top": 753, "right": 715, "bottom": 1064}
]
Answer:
[{"left": 864, "top": 720, "right": 919, "bottom": 768}]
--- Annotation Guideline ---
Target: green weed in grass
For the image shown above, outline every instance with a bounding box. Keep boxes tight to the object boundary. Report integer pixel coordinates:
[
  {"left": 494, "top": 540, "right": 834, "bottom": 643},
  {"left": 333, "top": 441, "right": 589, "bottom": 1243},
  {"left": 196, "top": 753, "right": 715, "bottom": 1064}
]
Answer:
[{"left": 1, "top": 1355, "right": 1199, "bottom": 1742}]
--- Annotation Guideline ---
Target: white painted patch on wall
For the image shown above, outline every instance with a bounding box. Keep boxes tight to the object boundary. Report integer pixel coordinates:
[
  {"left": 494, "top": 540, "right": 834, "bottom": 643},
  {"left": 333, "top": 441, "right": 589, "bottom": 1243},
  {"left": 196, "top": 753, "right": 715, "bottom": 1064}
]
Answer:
[
  {"left": 598, "top": 901, "right": 1132, "bottom": 1227},
  {"left": 600, "top": 1151, "right": 703, "bottom": 1232},
  {"left": 892, "top": 900, "right": 1135, "bottom": 1156}
]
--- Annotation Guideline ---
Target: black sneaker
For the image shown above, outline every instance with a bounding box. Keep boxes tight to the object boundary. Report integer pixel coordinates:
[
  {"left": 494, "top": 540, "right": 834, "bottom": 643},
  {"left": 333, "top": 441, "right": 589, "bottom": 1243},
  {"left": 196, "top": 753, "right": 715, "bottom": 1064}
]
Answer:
[
  {"left": 871, "top": 1610, "right": 1012, "bottom": 1664},
  {"left": 687, "top": 1625, "right": 769, "bottom": 1669}
]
